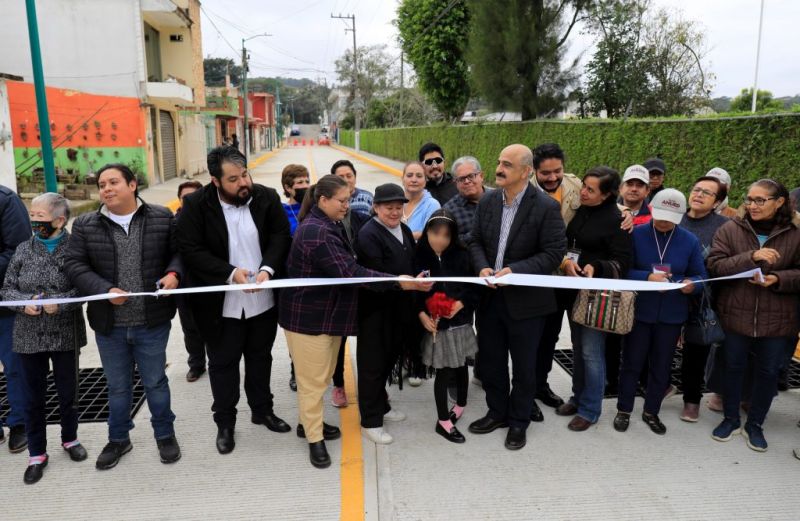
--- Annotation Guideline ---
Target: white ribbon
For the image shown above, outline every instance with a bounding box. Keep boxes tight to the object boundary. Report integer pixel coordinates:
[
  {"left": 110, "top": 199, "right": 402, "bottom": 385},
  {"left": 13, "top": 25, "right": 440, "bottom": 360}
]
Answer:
[{"left": 0, "top": 269, "right": 764, "bottom": 308}]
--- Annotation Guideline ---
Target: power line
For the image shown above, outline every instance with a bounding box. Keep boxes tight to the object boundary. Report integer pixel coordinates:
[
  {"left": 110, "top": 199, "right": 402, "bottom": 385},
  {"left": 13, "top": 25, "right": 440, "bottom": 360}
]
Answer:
[{"left": 200, "top": 5, "right": 240, "bottom": 57}]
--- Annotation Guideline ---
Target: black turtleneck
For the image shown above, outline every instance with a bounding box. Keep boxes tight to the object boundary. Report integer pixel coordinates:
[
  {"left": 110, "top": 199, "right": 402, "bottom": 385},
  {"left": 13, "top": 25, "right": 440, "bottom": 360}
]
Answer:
[
  {"left": 746, "top": 215, "right": 777, "bottom": 236},
  {"left": 565, "top": 196, "right": 632, "bottom": 277}
]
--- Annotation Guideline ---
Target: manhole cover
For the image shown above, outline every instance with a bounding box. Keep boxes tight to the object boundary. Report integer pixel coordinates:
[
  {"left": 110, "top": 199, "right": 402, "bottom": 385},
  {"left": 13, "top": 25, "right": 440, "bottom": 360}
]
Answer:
[{"left": 0, "top": 367, "right": 147, "bottom": 424}]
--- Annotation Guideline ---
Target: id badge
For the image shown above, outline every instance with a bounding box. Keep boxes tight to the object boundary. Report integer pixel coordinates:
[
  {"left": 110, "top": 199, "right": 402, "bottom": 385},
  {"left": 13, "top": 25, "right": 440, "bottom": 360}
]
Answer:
[
  {"left": 566, "top": 248, "right": 581, "bottom": 264},
  {"left": 652, "top": 263, "right": 671, "bottom": 275}
]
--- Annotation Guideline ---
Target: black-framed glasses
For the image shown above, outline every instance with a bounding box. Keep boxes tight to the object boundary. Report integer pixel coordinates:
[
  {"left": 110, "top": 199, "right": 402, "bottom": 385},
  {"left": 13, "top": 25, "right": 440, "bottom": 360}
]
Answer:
[
  {"left": 691, "top": 187, "right": 717, "bottom": 198},
  {"left": 423, "top": 157, "right": 444, "bottom": 166},
  {"left": 455, "top": 172, "right": 480, "bottom": 184},
  {"left": 743, "top": 197, "right": 776, "bottom": 207}
]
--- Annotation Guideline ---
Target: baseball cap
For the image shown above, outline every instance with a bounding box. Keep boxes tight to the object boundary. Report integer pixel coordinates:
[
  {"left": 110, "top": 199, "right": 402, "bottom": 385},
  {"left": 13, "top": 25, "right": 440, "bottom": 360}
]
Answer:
[
  {"left": 650, "top": 188, "right": 686, "bottom": 225},
  {"left": 644, "top": 158, "right": 666, "bottom": 174},
  {"left": 622, "top": 165, "right": 650, "bottom": 185},
  {"left": 704, "top": 167, "right": 731, "bottom": 187}
]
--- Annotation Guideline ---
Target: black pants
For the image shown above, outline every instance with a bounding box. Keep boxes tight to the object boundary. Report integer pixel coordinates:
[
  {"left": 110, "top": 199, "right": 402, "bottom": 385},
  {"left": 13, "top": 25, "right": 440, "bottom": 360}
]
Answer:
[
  {"left": 605, "top": 334, "right": 623, "bottom": 394},
  {"left": 19, "top": 350, "right": 78, "bottom": 457},
  {"left": 617, "top": 321, "right": 682, "bottom": 416},
  {"left": 357, "top": 310, "right": 404, "bottom": 428},
  {"left": 333, "top": 336, "right": 347, "bottom": 388},
  {"left": 178, "top": 303, "right": 206, "bottom": 371},
  {"left": 435, "top": 366, "right": 468, "bottom": 420},
  {"left": 205, "top": 308, "right": 278, "bottom": 428},
  {"left": 477, "top": 292, "right": 546, "bottom": 429},
  {"left": 681, "top": 342, "right": 712, "bottom": 404},
  {"left": 535, "top": 289, "right": 572, "bottom": 393}
]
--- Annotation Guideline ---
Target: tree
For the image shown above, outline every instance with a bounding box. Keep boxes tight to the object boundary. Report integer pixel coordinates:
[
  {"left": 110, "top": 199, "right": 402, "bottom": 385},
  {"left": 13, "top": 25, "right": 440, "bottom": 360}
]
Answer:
[
  {"left": 730, "top": 88, "right": 784, "bottom": 112},
  {"left": 634, "top": 8, "right": 713, "bottom": 116},
  {"left": 366, "top": 87, "right": 439, "bottom": 128},
  {"left": 335, "top": 45, "right": 395, "bottom": 128},
  {"left": 583, "top": 0, "right": 650, "bottom": 117},
  {"left": 396, "top": 0, "right": 471, "bottom": 121},
  {"left": 466, "top": 0, "right": 589, "bottom": 120},
  {"left": 204, "top": 58, "right": 242, "bottom": 87}
]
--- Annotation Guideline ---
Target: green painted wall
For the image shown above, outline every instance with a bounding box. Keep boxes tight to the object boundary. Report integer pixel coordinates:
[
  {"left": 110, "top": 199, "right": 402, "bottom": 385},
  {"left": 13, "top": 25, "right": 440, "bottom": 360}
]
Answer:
[{"left": 15, "top": 146, "right": 147, "bottom": 181}]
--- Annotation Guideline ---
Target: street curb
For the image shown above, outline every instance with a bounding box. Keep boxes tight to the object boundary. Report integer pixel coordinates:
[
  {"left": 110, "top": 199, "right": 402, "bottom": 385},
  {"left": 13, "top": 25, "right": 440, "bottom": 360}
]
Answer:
[{"left": 330, "top": 144, "right": 402, "bottom": 177}]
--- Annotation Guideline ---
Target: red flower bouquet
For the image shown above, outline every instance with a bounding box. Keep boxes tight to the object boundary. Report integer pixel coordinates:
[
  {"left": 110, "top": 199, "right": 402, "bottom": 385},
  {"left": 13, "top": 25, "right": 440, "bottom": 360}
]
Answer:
[{"left": 425, "top": 292, "right": 456, "bottom": 343}]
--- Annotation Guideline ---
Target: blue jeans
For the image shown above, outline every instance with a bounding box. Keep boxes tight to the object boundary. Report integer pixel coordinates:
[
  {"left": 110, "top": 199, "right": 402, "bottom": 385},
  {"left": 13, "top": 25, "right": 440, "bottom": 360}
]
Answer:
[
  {"left": 569, "top": 323, "right": 607, "bottom": 423},
  {"left": 96, "top": 323, "right": 176, "bottom": 442},
  {"left": 0, "top": 315, "right": 25, "bottom": 428},
  {"left": 722, "top": 331, "right": 790, "bottom": 427}
]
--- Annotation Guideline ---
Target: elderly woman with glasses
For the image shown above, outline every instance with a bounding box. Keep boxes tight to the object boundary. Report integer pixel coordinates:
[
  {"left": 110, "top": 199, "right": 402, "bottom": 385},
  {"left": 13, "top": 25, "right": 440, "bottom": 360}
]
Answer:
[
  {"left": 707, "top": 179, "right": 800, "bottom": 453},
  {"left": 2, "top": 193, "right": 88, "bottom": 484}
]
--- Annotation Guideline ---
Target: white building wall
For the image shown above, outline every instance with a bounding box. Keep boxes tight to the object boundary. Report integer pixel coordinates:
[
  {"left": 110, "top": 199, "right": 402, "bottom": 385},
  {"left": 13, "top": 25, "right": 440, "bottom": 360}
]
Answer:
[
  {"left": 0, "top": 81, "right": 17, "bottom": 191},
  {"left": 0, "top": 0, "right": 142, "bottom": 99}
]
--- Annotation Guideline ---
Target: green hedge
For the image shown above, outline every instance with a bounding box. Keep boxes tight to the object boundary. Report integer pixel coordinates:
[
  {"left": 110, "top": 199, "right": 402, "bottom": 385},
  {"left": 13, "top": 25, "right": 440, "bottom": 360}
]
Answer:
[{"left": 340, "top": 114, "right": 800, "bottom": 204}]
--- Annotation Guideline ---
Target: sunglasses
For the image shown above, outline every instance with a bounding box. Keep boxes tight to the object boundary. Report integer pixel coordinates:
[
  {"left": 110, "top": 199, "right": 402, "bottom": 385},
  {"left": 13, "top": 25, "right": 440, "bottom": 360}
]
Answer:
[{"left": 423, "top": 157, "right": 444, "bottom": 166}]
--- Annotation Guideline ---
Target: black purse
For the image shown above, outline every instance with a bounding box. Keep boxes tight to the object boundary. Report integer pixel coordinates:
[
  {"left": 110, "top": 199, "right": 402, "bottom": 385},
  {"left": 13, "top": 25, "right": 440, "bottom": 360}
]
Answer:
[{"left": 683, "top": 287, "right": 725, "bottom": 346}]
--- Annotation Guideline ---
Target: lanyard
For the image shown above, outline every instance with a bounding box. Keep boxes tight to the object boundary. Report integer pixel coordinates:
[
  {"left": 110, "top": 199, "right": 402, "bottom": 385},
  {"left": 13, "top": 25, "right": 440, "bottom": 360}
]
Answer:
[{"left": 652, "top": 224, "right": 675, "bottom": 265}]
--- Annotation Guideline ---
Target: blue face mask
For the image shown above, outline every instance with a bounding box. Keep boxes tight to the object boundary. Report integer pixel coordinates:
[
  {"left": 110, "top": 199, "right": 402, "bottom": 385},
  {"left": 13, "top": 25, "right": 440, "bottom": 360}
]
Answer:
[{"left": 31, "top": 220, "right": 58, "bottom": 238}]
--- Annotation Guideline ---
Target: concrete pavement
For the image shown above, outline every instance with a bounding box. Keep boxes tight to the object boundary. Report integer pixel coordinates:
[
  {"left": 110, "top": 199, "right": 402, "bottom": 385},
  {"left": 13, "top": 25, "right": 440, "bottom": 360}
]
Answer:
[{"left": 3, "top": 144, "right": 799, "bottom": 520}]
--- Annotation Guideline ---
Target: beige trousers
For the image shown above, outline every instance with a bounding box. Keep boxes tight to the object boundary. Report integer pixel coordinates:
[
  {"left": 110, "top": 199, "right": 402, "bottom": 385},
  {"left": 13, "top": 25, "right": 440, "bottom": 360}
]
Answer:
[{"left": 284, "top": 331, "right": 342, "bottom": 443}]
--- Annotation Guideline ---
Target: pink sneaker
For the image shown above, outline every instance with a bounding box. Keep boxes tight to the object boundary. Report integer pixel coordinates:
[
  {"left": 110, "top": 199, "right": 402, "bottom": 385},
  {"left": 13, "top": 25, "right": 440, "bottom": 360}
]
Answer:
[
  {"left": 332, "top": 386, "right": 348, "bottom": 408},
  {"left": 706, "top": 393, "right": 723, "bottom": 412}
]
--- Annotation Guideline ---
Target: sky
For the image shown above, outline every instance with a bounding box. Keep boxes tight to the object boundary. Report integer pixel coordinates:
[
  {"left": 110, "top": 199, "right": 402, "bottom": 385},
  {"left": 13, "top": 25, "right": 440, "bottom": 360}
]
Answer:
[{"left": 200, "top": 0, "right": 800, "bottom": 98}]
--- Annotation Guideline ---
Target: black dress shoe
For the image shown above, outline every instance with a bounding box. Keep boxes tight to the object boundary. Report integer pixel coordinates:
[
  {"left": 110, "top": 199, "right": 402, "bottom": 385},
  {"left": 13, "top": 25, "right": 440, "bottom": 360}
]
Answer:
[
  {"left": 530, "top": 402, "right": 544, "bottom": 423},
  {"left": 535, "top": 385, "right": 565, "bottom": 408},
  {"left": 63, "top": 443, "right": 88, "bottom": 462},
  {"left": 613, "top": 412, "right": 630, "bottom": 432},
  {"left": 556, "top": 402, "right": 578, "bottom": 416},
  {"left": 23, "top": 455, "right": 48, "bottom": 484},
  {"left": 95, "top": 440, "right": 133, "bottom": 470},
  {"left": 252, "top": 413, "right": 291, "bottom": 433},
  {"left": 504, "top": 427, "right": 527, "bottom": 450},
  {"left": 436, "top": 423, "right": 466, "bottom": 443},
  {"left": 642, "top": 413, "right": 667, "bottom": 435},
  {"left": 309, "top": 441, "right": 331, "bottom": 469},
  {"left": 8, "top": 425, "right": 27, "bottom": 453},
  {"left": 468, "top": 415, "right": 508, "bottom": 434},
  {"left": 157, "top": 436, "right": 182, "bottom": 464},
  {"left": 216, "top": 427, "right": 235, "bottom": 454},
  {"left": 186, "top": 367, "right": 205, "bottom": 382},
  {"left": 296, "top": 423, "right": 341, "bottom": 441}
]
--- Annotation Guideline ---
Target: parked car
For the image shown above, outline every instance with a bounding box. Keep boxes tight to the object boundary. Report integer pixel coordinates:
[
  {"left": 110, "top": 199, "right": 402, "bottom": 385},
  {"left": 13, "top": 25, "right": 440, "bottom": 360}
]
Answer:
[
  {"left": 290, "top": 125, "right": 300, "bottom": 136},
  {"left": 318, "top": 134, "right": 330, "bottom": 146}
]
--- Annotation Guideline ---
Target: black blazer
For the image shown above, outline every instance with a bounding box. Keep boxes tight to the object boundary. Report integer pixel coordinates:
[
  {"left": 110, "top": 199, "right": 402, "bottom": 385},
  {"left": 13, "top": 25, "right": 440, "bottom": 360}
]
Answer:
[
  {"left": 469, "top": 183, "right": 567, "bottom": 320},
  {"left": 175, "top": 183, "right": 291, "bottom": 335}
]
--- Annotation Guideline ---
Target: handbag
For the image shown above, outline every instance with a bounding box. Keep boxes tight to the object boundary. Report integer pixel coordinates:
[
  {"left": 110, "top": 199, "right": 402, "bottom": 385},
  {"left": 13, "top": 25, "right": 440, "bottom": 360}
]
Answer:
[
  {"left": 571, "top": 288, "right": 636, "bottom": 335},
  {"left": 683, "top": 288, "right": 725, "bottom": 346}
]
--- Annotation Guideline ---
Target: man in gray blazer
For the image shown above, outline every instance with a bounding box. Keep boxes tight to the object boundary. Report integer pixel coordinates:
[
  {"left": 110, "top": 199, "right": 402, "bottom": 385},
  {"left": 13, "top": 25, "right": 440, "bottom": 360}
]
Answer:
[{"left": 468, "top": 144, "right": 567, "bottom": 450}]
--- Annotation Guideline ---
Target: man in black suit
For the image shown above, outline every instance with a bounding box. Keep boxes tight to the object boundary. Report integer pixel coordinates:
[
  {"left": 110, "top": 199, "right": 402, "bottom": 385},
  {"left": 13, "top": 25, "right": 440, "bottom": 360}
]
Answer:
[
  {"left": 468, "top": 144, "right": 567, "bottom": 450},
  {"left": 176, "top": 146, "right": 292, "bottom": 454}
]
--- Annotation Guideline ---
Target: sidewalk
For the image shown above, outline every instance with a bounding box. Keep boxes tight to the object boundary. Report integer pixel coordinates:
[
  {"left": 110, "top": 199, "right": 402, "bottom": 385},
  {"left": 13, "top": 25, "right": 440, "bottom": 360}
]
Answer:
[{"left": 3, "top": 145, "right": 799, "bottom": 520}]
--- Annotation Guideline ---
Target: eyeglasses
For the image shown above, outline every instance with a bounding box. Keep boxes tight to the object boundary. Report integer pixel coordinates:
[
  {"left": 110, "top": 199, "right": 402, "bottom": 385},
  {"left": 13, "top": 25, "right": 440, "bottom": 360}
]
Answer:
[
  {"left": 455, "top": 172, "right": 480, "bottom": 184},
  {"left": 743, "top": 197, "right": 776, "bottom": 207},
  {"left": 691, "top": 187, "right": 717, "bottom": 198},
  {"left": 423, "top": 157, "right": 444, "bottom": 166}
]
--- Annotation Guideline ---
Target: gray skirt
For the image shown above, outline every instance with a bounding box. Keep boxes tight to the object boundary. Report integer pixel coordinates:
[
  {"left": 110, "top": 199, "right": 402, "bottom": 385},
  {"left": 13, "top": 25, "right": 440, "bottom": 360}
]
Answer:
[{"left": 421, "top": 324, "right": 478, "bottom": 369}]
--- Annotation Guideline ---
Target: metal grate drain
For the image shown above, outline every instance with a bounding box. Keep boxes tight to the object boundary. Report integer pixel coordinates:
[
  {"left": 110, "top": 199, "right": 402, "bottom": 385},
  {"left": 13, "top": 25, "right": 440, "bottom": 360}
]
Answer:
[
  {"left": 0, "top": 367, "right": 147, "bottom": 425},
  {"left": 553, "top": 349, "right": 800, "bottom": 399}
]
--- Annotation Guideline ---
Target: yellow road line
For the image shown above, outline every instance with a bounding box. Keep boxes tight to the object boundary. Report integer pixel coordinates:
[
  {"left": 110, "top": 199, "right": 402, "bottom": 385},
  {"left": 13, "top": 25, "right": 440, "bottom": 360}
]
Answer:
[
  {"left": 340, "top": 340, "right": 364, "bottom": 520},
  {"left": 306, "top": 146, "right": 318, "bottom": 182},
  {"left": 163, "top": 148, "right": 284, "bottom": 213},
  {"left": 330, "top": 144, "right": 402, "bottom": 178}
]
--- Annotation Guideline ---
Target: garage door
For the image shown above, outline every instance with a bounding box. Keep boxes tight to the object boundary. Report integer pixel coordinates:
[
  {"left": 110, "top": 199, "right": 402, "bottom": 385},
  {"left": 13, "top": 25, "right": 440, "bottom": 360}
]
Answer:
[{"left": 159, "top": 110, "right": 177, "bottom": 180}]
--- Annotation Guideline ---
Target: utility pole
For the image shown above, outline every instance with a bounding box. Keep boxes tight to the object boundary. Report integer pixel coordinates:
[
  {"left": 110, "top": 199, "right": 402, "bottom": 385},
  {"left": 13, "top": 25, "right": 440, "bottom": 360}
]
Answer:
[
  {"left": 331, "top": 13, "right": 360, "bottom": 150},
  {"left": 241, "top": 33, "right": 271, "bottom": 162},
  {"left": 24, "top": 0, "right": 57, "bottom": 193},
  {"left": 751, "top": 0, "right": 765, "bottom": 113}
]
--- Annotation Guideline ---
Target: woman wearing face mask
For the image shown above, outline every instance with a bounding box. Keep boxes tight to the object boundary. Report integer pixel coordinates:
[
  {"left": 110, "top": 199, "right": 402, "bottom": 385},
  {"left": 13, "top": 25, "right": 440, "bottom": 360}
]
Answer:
[
  {"left": 401, "top": 161, "right": 441, "bottom": 241},
  {"left": 2, "top": 193, "right": 88, "bottom": 484},
  {"left": 708, "top": 179, "right": 800, "bottom": 453}
]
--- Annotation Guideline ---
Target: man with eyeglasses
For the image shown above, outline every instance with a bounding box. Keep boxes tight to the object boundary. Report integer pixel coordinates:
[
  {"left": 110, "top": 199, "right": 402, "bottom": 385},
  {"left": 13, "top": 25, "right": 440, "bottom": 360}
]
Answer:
[
  {"left": 176, "top": 146, "right": 292, "bottom": 455},
  {"left": 419, "top": 142, "right": 458, "bottom": 205},
  {"left": 443, "top": 156, "right": 489, "bottom": 244}
]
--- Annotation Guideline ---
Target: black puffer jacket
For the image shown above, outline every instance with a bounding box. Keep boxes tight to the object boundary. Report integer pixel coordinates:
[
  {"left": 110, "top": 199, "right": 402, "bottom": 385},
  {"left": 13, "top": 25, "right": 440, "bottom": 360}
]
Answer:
[
  {"left": 64, "top": 200, "right": 181, "bottom": 335},
  {"left": 0, "top": 185, "right": 32, "bottom": 318}
]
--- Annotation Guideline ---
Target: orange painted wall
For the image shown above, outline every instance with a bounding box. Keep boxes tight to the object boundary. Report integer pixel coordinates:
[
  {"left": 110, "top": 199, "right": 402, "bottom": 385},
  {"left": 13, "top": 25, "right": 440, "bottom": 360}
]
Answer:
[{"left": 7, "top": 81, "right": 145, "bottom": 149}]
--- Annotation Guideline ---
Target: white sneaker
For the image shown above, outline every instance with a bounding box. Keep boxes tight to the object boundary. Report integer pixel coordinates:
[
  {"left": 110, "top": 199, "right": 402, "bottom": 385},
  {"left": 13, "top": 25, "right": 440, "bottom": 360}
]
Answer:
[
  {"left": 363, "top": 427, "right": 393, "bottom": 444},
  {"left": 383, "top": 409, "right": 406, "bottom": 422},
  {"left": 408, "top": 376, "right": 423, "bottom": 387}
]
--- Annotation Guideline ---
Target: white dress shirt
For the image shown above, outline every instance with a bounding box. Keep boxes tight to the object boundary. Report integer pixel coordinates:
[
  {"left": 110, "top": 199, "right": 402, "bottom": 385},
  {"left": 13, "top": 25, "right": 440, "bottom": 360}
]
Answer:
[{"left": 219, "top": 193, "right": 274, "bottom": 319}]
